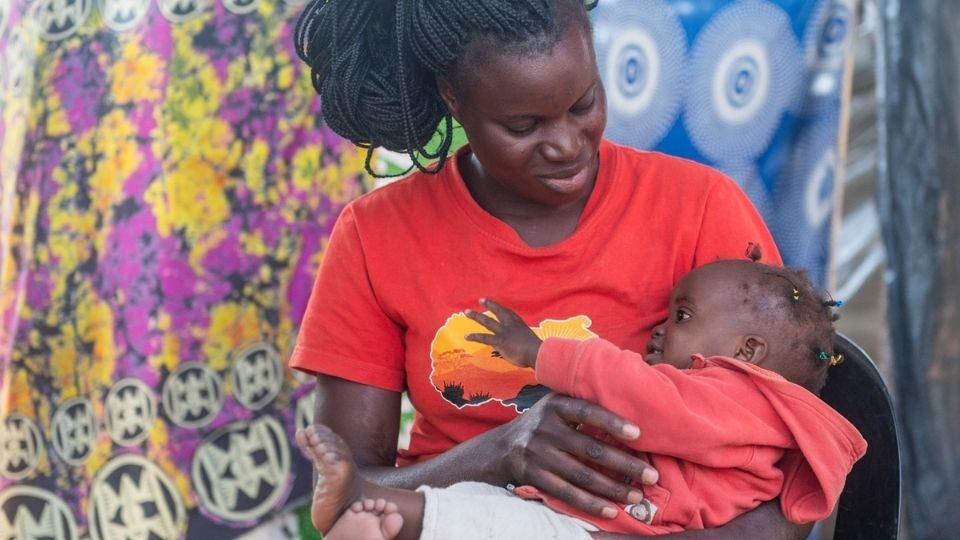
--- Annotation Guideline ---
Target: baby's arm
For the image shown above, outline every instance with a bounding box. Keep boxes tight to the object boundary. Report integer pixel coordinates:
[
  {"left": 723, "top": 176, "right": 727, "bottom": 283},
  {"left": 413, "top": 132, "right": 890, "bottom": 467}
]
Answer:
[
  {"left": 537, "top": 339, "right": 788, "bottom": 461},
  {"left": 464, "top": 298, "right": 542, "bottom": 369}
]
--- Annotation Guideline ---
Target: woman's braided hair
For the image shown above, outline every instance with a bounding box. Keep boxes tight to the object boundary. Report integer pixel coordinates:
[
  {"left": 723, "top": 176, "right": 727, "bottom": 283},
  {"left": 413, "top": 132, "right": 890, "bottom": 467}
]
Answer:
[{"left": 294, "top": 0, "right": 597, "bottom": 175}]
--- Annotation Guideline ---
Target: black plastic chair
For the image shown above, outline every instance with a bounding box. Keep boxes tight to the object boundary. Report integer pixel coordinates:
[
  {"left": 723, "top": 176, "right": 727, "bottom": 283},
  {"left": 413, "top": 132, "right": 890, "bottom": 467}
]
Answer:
[{"left": 818, "top": 333, "right": 902, "bottom": 539}]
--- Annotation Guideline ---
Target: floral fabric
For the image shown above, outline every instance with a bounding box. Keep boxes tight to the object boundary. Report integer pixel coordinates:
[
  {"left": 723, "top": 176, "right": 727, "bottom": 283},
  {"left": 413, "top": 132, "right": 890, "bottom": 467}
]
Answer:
[{"left": 0, "top": 1, "right": 363, "bottom": 538}]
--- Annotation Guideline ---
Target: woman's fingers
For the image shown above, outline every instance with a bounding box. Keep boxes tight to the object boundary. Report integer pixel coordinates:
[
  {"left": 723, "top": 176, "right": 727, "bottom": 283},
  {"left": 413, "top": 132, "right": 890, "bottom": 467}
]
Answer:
[
  {"left": 527, "top": 467, "right": 622, "bottom": 519},
  {"left": 565, "top": 431, "right": 659, "bottom": 487},
  {"left": 546, "top": 438, "right": 647, "bottom": 504},
  {"left": 553, "top": 395, "right": 641, "bottom": 441},
  {"left": 549, "top": 397, "right": 658, "bottom": 484},
  {"left": 502, "top": 394, "right": 659, "bottom": 515}
]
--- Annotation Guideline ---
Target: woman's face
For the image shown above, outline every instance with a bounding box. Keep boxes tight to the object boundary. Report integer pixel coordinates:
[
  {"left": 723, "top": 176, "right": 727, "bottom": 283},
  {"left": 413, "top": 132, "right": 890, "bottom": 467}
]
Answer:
[{"left": 440, "top": 22, "right": 607, "bottom": 209}]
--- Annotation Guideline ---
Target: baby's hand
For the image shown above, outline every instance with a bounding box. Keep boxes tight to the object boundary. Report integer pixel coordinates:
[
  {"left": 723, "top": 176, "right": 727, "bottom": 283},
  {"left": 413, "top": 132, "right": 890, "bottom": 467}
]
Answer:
[{"left": 465, "top": 298, "right": 542, "bottom": 369}]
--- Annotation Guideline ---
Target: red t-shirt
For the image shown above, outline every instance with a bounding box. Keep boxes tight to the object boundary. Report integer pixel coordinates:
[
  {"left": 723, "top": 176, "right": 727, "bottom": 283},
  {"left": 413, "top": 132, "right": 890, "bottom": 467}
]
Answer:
[{"left": 291, "top": 140, "right": 781, "bottom": 463}]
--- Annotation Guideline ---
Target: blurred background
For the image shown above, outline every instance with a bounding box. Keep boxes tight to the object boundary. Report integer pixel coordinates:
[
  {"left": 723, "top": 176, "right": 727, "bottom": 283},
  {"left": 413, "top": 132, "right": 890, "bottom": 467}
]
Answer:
[{"left": 1, "top": 1, "right": 957, "bottom": 539}]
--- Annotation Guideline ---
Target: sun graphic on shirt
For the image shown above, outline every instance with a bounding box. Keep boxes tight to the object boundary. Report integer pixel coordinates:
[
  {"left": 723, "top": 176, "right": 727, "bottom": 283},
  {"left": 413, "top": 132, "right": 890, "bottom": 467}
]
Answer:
[{"left": 429, "top": 313, "right": 597, "bottom": 410}]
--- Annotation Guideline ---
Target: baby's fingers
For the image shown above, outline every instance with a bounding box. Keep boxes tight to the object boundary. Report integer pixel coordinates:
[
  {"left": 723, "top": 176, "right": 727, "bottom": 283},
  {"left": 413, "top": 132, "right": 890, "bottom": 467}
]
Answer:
[
  {"left": 464, "top": 309, "right": 502, "bottom": 332},
  {"left": 479, "top": 298, "right": 522, "bottom": 324},
  {"left": 465, "top": 332, "right": 499, "bottom": 346}
]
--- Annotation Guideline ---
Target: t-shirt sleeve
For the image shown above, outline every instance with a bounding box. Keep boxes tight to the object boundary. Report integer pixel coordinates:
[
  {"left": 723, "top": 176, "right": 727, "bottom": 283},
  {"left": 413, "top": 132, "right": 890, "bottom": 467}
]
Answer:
[
  {"left": 289, "top": 204, "right": 406, "bottom": 392},
  {"left": 693, "top": 174, "right": 783, "bottom": 266}
]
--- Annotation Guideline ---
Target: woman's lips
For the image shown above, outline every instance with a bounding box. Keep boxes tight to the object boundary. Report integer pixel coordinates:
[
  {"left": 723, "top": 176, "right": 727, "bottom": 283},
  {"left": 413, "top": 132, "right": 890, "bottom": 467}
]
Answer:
[{"left": 539, "top": 163, "right": 590, "bottom": 194}]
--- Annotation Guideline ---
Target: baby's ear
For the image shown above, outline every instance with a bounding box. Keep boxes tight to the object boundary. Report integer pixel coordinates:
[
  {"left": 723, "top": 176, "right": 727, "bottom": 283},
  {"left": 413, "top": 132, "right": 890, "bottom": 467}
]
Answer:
[{"left": 734, "top": 336, "right": 769, "bottom": 365}]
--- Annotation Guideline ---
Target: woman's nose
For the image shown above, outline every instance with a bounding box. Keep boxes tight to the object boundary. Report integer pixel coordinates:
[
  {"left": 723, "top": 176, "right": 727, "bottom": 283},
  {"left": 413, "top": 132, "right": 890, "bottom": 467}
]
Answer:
[{"left": 541, "top": 122, "right": 580, "bottom": 162}]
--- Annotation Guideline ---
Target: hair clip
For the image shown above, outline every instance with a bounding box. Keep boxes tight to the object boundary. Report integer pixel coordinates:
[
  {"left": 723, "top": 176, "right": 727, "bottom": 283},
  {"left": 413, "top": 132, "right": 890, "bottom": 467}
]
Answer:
[
  {"left": 835, "top": 300, "right": 844, "bottom": 307},
  {"left": 818, "top": 351, "right": 844, "bottom": 366},
  {"left": 792, "top": 287, "right": 800, "bottom": 302}
]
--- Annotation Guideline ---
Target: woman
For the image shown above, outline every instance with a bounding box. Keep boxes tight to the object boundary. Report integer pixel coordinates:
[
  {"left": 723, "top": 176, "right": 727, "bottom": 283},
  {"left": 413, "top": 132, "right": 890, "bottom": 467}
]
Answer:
[{"left": 290, "top": 0, "right": 808, "bottom": 537}]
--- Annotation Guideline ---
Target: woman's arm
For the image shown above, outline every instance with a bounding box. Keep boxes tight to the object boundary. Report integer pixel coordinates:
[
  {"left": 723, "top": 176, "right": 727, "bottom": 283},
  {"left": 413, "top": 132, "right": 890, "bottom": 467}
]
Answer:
[
  {"left": 591, "top": 501, "right": 812, "bottom": 539},
  {"left": 315, "top": 374, "right": 658, "bottom": 517}
]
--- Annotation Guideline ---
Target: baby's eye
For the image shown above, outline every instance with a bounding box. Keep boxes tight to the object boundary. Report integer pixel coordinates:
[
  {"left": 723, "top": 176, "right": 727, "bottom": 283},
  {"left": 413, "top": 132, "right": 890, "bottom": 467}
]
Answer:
[{"left": 676, "top": 309, "right": 691, "bottom": 322}]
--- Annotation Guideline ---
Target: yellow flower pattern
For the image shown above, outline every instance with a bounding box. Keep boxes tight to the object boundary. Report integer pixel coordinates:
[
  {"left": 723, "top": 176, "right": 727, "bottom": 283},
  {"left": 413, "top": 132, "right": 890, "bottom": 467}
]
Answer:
[{"left": 0, "top": 1, "right": 365, "bottom": 537}]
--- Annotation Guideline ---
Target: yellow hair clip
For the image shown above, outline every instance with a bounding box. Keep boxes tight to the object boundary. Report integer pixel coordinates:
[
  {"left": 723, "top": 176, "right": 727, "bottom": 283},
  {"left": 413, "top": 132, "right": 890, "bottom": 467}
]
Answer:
[
  {"left": 792, "top": 287, "right": 800, "bottom": 302},
  {"left": 819, "top": 351, "right": 844, "bottom": 366}
]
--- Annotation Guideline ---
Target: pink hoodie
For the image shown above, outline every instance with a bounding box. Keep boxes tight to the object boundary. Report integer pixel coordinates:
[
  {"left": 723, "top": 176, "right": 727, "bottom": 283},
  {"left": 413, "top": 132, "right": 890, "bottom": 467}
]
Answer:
[{"left": 516, "top": 338, "right": 867, "bottom": 535}]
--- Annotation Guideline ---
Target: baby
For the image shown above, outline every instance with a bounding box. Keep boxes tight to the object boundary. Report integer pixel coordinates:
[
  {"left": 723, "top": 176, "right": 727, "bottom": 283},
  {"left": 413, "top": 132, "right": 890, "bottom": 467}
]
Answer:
[{"left": 297, "top": 259, "right": 867, "bottom": 539}]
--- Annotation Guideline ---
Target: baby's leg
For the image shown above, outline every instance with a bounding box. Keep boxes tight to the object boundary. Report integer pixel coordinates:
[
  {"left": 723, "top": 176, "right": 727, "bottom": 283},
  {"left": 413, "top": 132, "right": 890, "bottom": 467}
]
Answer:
[
  {"left": 295, "top": 425, "right": 424, "bottom": 540},
  {"left": 327, "top": 498, "right": 404, "bottom": 540}
]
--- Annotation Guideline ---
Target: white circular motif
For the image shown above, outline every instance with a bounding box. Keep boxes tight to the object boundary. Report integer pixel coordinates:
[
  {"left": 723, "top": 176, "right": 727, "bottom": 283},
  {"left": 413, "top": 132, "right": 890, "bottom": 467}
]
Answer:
[
  {"left": 593, "top": 0, "right": 687, "bottom": 149},
  {"left": 88, "top": 454, "right": 186, "bottom": 540},
  {"left": 191, "top": 416, "right": 292, "bottom": 523},
  {"left": 223, "top": 0, "right": 259, "bottom": 15},
  {"left": 231, "top": 343, "right": 283, "bottom": 411},
  {"left": 606, "top": 29, "right": 660, "bottom": 117},
  {"left": 685, "top": 0, "right": 804, "bottom": 161},
  {"left": 0, "top": 485, "right": 78, "bottom": 540},
  {"left": 0, "top": 414, "right": 44, "bottom": 480},
  {"left": 158, "top": 0, "right": 212, "bottom": 23},
  {"left": 804, "top": 148, "right": 837, "bottom": 229},
  {"left": 33, "top": 0, "right": 93, "bottom": 41},
  {"left": 771, "top": 114, "right": 839, "bottom": 278},
  {"left": 162, "top": 362, "right": 224, "bottom": 428},
  {"left": 52, "top": 397, "right": 98, "bottom": 466},
  {"left": 104, "top": 378, "right": 157, "bottom": 447},
  {"left": 805, "top": 0, "right": 854, "bottom": 73},
  {"left": 711, "top": 39, "right": 771, "bottom": 126},
  {"left": 99, "top": 0, "right": 151, "bottom": 32}
]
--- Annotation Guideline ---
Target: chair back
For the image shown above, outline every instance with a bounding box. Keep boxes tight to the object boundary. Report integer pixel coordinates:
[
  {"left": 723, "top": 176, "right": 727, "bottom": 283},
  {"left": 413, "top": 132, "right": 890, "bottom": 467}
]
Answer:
[{"left": 819, "top": 333, "right": 902, "bottom": 539}]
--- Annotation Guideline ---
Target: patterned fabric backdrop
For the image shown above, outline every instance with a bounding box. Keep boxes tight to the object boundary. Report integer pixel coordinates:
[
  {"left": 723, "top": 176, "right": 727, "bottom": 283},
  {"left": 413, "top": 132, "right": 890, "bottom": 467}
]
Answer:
[
  {"left": 0, "top": 1, "right": 364, "bottom": 538},
  {"left": 594, "top": 0, "right": 853, "bottom": 285}
]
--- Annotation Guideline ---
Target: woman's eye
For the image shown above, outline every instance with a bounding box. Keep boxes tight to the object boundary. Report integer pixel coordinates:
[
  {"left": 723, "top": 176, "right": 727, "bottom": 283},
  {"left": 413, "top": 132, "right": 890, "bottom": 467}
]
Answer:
[
  {"left": 676, "top": 310, "right": 691, "bottom": 322},
  {"left": 506, "top": 123, "right": 536, "bottom": 136},
  {"left": 571, "top": 97, "right": 596, "bottom": 114}
]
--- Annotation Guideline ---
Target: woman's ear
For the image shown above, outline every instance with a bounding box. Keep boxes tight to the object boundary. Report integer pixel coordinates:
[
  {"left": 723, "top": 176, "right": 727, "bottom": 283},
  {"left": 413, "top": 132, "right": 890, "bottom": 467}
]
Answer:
[
  {"left": 734, "top": 336, "right": 769, "bottom": 365},
  {"left": 437, "top": 76, "right": 462, "bottom": 122}
]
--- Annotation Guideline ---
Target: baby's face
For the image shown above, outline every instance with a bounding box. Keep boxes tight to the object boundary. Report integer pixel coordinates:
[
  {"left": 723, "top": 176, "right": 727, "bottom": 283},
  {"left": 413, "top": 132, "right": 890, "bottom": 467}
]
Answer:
[{"left": 644, "top": 264, "right": 751, "bottom": 368}]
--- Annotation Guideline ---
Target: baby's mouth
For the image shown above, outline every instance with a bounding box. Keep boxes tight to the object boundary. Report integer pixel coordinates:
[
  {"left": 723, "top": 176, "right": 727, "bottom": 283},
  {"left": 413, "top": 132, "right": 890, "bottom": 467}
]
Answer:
[{"left": 645, "top": 340, "right": 663, "bottom": 363}]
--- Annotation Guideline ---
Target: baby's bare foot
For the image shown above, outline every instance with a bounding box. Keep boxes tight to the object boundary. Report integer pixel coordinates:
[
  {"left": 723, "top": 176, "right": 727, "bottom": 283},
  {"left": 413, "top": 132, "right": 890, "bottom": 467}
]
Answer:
[
  {"left": 295, "top": 425, "right": 364, "bottom": 534},
  {"left": 327, "top": 498, "right": 405, "bottom": 540}
]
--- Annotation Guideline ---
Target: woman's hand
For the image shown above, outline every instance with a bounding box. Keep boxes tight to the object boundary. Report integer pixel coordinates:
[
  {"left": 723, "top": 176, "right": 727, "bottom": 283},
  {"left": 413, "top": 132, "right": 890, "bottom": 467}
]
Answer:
[{"left": 501, "top": 393, "right": 659, "bottom": 518}]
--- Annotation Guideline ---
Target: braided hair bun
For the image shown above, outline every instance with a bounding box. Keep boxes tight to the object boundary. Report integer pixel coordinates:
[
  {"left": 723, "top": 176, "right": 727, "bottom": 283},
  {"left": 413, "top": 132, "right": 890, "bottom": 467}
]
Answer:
[{"left": 294, "top": 0, "right": 596, "bottom": 174}]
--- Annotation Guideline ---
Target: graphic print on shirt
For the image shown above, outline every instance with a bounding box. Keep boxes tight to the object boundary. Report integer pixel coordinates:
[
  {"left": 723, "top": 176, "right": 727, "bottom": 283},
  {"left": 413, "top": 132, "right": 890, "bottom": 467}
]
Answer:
[{"left": 429, "top": 312, "right": 598, "bottom": 411}]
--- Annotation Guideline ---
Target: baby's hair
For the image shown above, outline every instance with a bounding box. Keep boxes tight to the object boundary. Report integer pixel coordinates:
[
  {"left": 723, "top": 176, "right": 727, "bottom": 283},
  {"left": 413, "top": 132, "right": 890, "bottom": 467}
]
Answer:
[
  {"left": 294, "top": 0, "right": 596, "bottom": 175},
  {"left": 720, "top": 259, "right": 842, "bottom": 394}
]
